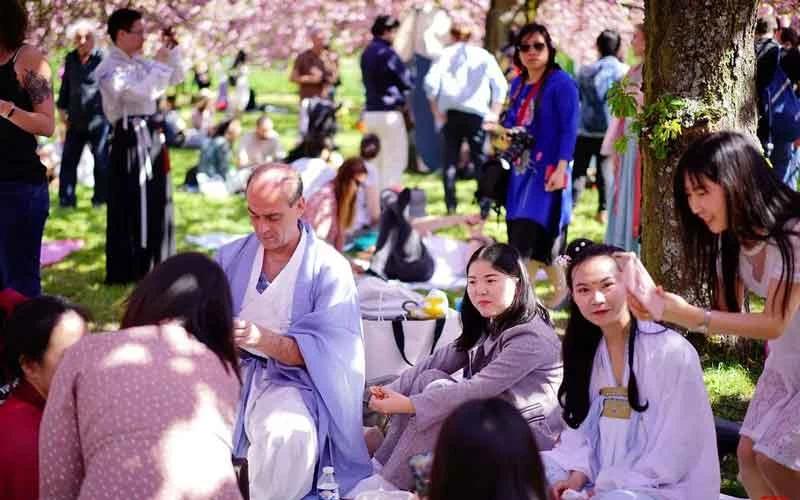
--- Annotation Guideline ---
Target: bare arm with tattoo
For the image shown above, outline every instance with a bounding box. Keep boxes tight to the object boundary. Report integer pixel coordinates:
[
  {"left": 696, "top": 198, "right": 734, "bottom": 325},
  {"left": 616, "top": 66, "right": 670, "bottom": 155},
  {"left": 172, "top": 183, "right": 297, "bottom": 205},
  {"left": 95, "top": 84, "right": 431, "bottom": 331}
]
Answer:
[
  {"left": 0, "top": 46, "right": 55, "bottom": 136},
  {"left": 233, "top": 319, "right": 305, "bottom": 366}
]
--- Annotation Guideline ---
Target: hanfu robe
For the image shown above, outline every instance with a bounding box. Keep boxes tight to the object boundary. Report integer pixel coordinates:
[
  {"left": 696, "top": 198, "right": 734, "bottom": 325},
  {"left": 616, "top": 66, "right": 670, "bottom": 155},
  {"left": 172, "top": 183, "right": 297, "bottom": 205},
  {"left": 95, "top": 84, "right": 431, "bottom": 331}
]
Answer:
[
  {"left": 216, "top": 221, "right": 371, "bottom": 499},
  {"left": 542, "top": 323, "right": 719, "bottom": 500}
]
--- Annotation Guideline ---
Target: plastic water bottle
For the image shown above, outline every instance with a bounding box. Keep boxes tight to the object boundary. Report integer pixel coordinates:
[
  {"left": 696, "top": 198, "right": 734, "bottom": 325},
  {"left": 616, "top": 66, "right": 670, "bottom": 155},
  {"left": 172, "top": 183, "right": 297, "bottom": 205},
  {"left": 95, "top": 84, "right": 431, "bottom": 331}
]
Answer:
[{"left": 317, "top": 466, "right": 340, "bottom": 500}]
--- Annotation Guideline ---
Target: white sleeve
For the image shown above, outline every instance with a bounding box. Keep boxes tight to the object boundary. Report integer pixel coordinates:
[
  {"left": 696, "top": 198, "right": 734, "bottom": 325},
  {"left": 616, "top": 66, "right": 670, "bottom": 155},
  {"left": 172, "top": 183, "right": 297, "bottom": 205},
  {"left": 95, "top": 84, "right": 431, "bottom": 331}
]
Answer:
[
  {"left": 487, "top": 52, "right": 509, "bottom": 106},
  {"left": 594, "top": 338, "right": 718, "bottom": 492},
  {"left": 167, "top": 46, "right": 186, "bottom": 86},
  {"left": 541, "top": 423, "right": 596, "bottom": 482},
  {"left": 101, "top": 60, "right": 175, "bottom": 105}
]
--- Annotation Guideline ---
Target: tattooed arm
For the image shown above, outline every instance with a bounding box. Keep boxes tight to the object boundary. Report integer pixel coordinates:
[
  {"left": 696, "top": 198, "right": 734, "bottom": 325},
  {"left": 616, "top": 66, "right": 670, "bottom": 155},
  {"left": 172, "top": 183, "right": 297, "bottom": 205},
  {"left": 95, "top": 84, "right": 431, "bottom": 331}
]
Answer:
[{"left": 0, "top": 46, "right": 55, "bottom": 136}]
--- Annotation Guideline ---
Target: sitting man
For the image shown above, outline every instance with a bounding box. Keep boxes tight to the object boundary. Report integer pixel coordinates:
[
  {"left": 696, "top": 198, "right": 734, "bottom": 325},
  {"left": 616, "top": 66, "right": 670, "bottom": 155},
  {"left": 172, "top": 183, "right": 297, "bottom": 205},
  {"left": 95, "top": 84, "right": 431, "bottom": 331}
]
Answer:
[
  {"left": 238, "top": 114, "right": 285, "bottom": 169},
  {"left": 216, "top": 164, "right": 371, "bottom": 499}
]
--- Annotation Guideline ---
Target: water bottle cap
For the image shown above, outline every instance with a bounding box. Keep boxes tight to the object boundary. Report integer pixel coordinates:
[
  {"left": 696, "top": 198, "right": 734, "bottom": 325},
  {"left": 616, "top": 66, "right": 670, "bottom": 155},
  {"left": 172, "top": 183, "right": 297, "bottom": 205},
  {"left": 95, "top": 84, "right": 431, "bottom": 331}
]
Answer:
[{"left": 323, "top": 466, "right": 334, "bottom": 474}]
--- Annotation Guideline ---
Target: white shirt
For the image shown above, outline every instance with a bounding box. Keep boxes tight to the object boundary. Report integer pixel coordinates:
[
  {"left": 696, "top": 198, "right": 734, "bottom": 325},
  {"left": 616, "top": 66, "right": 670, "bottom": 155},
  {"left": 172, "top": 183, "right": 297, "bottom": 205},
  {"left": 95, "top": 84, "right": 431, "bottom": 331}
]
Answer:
[
  {"left": 291, "top": 157, "right": 336, "bottom": 200},
  {"left": 96, "top": 46, "right": 184, "bottom": 123},
  {"left": 424, "top": 42, "right": 508, "bottom": 118},
  {"left": 238, "top": 131, "right": 285, "bottom": 168}
]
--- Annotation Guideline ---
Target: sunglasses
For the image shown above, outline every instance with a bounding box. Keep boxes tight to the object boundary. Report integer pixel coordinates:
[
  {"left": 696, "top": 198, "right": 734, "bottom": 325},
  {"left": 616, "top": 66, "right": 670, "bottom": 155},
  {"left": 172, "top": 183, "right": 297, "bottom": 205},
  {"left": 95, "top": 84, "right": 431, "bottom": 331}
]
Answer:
[{"left": 517, "top": 42, "right": 547, "bottom": 53}]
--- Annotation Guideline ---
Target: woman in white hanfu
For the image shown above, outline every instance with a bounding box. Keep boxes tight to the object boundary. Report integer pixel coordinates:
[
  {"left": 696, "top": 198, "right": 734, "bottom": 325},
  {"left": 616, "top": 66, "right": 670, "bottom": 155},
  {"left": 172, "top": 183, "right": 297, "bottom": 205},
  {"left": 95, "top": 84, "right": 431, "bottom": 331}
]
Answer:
[
  {"left": 631, "top": 131, "right": 800, "bottom": 499},
  {"left": 543, "top": 239, "right": 719, "bottom": 500}
]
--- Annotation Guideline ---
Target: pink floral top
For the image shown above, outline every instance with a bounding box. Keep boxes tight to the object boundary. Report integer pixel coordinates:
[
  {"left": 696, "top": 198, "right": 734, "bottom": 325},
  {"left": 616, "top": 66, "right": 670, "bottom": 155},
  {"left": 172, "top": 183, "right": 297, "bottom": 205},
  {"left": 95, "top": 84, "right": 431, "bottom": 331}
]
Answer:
[
  {"left": 304, "top": 181, "right": 342, "bottom": 250},
  {"left": 39, "top": 325, "right": 242, "bottom": 500}
]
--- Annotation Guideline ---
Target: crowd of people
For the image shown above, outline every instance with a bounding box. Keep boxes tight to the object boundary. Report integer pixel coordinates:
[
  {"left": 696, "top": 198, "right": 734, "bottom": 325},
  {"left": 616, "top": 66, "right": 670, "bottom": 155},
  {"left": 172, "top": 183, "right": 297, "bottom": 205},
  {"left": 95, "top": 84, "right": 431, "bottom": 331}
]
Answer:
[{"left": 1, "top": 0, "right": 799, "bottom": 498}]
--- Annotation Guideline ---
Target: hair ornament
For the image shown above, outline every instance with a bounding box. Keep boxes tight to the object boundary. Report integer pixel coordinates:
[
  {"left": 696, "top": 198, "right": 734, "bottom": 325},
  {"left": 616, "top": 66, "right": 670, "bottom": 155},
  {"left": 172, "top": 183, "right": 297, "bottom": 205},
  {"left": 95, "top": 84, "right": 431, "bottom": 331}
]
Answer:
[{"left": 554, "top": 254, "right": 572, "bottom": 268}]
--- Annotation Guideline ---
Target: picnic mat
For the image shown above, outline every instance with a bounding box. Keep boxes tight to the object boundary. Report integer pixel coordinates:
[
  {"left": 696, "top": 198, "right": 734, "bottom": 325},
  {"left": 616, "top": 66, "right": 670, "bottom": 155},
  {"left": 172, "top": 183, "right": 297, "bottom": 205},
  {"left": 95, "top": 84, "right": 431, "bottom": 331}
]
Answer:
[
  {"left": 185, "top": 233, "right": 247, "bottom": 250},
  {"left": 41, "top": 239, "right": 85, "bottom": 267}
]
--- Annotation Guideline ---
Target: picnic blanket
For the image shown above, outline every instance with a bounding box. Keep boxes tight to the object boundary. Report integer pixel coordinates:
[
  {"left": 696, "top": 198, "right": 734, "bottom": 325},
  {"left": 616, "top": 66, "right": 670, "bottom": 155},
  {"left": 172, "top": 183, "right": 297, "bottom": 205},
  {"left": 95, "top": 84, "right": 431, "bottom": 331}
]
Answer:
[
  {"left": 185, "top": 232, "right": 248, "bottom": 251},
  {"left": 41, "top": 239, "right": 85, "bottom": 267}
]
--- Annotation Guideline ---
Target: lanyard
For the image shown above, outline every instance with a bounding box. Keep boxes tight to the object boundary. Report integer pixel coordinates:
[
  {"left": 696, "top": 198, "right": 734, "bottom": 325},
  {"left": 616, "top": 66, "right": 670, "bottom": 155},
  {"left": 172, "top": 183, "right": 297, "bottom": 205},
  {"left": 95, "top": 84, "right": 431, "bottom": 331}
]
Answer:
[{"left": 514, "top": 72, "right": 548, "bottom": 127}]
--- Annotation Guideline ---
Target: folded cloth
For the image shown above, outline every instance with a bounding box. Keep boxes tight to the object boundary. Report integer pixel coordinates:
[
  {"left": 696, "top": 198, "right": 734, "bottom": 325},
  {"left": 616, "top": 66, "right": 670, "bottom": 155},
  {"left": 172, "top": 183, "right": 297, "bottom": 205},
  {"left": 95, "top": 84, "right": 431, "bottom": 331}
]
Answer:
[{"left": 614, "top": 252, "right": 664, "bottom": 320}]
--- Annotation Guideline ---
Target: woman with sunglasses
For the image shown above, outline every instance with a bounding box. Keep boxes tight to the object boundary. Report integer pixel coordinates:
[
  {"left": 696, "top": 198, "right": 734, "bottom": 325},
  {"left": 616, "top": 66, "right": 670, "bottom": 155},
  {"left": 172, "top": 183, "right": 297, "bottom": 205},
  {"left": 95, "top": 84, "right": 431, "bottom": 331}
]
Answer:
[
  {"left": 501, "top": 23, "right": 579, "bottom": 309},
  {"left": 304, "top": 157, "right": 370, "bottom": 251}
]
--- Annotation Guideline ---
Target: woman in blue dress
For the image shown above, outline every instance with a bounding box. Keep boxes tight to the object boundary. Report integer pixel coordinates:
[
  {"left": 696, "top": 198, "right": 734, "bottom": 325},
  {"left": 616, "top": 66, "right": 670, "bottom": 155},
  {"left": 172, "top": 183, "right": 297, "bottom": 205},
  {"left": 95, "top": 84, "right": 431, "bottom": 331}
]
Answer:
[{"left": 501, "top": 23, "right": 579, "bottom": 307}]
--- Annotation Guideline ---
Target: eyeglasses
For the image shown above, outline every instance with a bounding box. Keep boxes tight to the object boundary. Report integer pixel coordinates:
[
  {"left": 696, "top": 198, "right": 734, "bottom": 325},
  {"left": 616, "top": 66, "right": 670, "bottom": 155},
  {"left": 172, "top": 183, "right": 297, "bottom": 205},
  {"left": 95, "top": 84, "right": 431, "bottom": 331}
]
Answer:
[
  {"left": 517, "top": 42, "right": 547, "bottom": 53},
  {"left": 125, "top": 29, "right": 145, "bottom": 37}
]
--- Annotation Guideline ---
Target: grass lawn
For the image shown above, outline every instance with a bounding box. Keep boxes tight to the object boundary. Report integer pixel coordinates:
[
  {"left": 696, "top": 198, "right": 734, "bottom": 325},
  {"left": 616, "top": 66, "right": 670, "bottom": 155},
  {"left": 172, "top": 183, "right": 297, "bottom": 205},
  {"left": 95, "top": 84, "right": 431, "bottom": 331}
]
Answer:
[{"left": 43, "top": 58, "right": 754, "bottom": 496}]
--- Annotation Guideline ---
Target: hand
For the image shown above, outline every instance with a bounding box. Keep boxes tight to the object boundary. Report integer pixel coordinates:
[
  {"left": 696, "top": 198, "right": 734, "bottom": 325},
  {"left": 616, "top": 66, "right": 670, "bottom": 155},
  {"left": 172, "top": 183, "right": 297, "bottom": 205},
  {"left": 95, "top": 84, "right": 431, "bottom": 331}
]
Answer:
[
  {"left": 549, "top": 472, "right": 587, "bottom": 500},
  {"left": 0, "top": 99, "right": 12, "bottom": 117},
  {"left": 545, "top": 166, "right": 568, "bottom": 192},
  {"left": 433, "top": 111, "right": 446, "bottom": 129},
  {"left": 463, "top": 213, "right": 482, "bottom": 226},
  {"left": 307, "top": 66, "right": 324, "bottom": 84},
  {"left": 154, "top": 46, "right": 171, "bottom": 64},
  {"left": 232, "top": 318, "right": 265, "bottom": 349},
  {"left": 368, "top": 386, "right": 415, "bottom": 415}
]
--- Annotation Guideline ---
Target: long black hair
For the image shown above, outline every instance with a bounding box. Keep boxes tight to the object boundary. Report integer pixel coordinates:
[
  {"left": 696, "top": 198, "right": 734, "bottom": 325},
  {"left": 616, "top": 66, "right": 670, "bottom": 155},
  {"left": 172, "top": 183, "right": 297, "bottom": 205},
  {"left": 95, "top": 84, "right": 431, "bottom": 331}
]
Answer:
[
  {"left": 456, "top": 243, "right": 549, "bottom": 351},
  {"left": 121, "top": 252, "right": 241, "bottom": 383},
  {"left": 558, "top": 239, "right": 649, "bottom": 429},
  {"left": 512, "top": 23, "right": 560, "bottom": 82},
  {"left": 1, "top": 295, "right": 90, "bottom": 387},
  {"left": 428, "top": 398, "right": 548, "bottom": 500},
  {"left": 674, "top": 131, "right": 800, "bottom": 316}
]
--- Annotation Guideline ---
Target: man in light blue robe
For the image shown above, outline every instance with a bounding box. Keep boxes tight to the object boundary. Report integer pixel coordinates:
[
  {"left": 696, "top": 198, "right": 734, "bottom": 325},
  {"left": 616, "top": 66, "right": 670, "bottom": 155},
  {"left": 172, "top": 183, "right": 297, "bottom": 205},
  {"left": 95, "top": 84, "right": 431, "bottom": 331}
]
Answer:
[{"left": 216, "top": 164, "right": 371, "bottom": 499}]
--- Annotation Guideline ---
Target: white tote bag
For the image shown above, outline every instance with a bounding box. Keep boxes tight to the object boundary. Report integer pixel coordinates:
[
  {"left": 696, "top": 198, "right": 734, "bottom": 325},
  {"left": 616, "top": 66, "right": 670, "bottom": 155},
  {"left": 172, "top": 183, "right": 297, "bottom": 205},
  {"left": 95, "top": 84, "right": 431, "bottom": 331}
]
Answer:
[{"left": 362, "top": 308, "right": 461, "bottom": 381}]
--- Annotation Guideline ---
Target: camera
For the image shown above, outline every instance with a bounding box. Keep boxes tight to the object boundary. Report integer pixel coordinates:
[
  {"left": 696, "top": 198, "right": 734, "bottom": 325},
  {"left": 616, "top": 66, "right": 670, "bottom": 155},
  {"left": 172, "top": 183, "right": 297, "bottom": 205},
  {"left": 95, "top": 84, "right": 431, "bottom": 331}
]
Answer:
[{"left": 477, "top": 126, "right": 535, "bottom": 218}]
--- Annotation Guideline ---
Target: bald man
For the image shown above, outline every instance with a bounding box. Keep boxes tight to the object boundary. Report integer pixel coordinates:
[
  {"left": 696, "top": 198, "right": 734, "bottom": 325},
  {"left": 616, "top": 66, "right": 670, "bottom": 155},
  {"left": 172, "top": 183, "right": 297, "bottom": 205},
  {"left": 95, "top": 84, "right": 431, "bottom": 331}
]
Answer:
[{"left": 215, "top": 164, "right": 370, "bottom": 500}]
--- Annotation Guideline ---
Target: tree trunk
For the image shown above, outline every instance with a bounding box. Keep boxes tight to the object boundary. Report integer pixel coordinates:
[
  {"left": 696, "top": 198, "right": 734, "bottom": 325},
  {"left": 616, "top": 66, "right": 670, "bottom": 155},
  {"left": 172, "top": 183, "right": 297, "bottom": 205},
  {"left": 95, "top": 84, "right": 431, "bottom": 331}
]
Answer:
[
  {"left": 484, "top": 0, "right": 529, "bottom": 55},
  {"left": 641, "top": 0, "right": 759, "bottom": 353}
]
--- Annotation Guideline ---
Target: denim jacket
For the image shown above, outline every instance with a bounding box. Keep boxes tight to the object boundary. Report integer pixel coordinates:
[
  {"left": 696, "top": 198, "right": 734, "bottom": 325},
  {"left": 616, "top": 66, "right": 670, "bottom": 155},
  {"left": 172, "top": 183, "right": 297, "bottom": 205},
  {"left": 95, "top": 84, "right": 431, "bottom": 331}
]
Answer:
[{"left": 577, "top": 55, "right": 628, "bottom": 136}]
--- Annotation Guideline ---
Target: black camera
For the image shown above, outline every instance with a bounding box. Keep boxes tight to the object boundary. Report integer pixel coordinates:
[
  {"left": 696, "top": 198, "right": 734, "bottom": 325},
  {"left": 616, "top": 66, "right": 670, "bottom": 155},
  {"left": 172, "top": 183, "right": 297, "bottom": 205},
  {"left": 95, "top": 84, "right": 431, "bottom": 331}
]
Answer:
[{"left": 477, "top": 126, "right": 535, "bottom": 218}]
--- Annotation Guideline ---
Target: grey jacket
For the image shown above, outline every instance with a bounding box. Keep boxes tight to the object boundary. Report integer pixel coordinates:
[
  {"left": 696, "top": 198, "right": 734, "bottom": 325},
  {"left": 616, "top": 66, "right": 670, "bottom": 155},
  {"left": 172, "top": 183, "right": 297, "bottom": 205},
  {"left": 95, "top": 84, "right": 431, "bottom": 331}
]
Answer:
[{"left": 387, "top": 315, "right": 564, "bottom": 449}]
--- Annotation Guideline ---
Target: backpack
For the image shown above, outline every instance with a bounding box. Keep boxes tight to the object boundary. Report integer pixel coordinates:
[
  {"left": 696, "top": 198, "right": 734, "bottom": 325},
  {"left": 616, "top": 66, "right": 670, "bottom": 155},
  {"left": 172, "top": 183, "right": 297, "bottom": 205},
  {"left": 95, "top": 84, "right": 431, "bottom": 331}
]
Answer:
[
  {"left": 763, "top": 47, "right": 800, "bottom": 143},
  {"left": 578, "top": 62, "right": 614, "bottom": 134},
  {"left": 369, "top": 188, "right": 435, "bottom": 283}
]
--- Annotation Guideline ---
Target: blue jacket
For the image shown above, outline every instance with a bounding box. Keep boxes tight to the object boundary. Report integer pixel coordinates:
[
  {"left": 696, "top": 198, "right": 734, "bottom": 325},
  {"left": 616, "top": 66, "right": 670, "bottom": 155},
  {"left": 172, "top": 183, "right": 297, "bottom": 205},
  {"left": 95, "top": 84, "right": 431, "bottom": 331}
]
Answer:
[
  {"left": 360, "top": 38, "right": 413, "bottom": 111},
  {"left": 502, "top": 69, "right": 579, "bottom": 234},
  {"left": 577, "top": 55, "right": 628, "bottom": 135}
]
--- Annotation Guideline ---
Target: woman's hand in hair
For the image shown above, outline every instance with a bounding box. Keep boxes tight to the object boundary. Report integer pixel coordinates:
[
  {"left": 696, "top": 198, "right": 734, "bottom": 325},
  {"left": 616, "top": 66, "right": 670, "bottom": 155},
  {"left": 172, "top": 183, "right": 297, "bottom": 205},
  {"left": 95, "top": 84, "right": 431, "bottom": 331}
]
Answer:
[
  {"left": 368, "top": 386, "right": 415, "bottom": 415},
  {"left": 628, "top": 287, "right": 702, "bottom": 329}
]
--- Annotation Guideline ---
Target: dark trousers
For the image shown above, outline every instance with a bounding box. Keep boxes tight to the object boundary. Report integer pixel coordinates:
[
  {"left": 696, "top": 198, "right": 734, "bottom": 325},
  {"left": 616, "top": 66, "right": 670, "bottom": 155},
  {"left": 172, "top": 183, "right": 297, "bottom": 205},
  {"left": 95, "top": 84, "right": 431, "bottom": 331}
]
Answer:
[
  {"left": 441, "top": 110, "right": 486, "bottom": 212},
  {"left": 571, "top": 135, "right": 607, "bottom": 212},
  {"left": 0, "top": 182, "right": 49, "bottom": 296},
  {"left": 59, "top": 122, "right": 110, "bottom": 207},
  {"left": 106, "top": 119, "right": 175, "bottom": 285}
]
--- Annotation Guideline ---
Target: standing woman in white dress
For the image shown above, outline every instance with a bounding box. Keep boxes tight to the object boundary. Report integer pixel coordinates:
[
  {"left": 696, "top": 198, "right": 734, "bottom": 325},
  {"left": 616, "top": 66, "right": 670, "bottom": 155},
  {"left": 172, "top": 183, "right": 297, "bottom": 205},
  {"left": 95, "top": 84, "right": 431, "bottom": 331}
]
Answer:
[
  {"left": 543, "top": 239, "right": 719, "bottom": 500},
  {"left": 631, "top": 131, "right": 800, "bottom": 498}
]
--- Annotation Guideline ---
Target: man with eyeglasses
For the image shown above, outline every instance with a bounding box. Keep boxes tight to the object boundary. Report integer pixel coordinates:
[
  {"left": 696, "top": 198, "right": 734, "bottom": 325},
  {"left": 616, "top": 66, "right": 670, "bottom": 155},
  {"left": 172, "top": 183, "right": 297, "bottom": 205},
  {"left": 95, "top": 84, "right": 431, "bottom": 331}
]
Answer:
[{"left": 96, "top": 8, "right": 184, "bottom": 284}]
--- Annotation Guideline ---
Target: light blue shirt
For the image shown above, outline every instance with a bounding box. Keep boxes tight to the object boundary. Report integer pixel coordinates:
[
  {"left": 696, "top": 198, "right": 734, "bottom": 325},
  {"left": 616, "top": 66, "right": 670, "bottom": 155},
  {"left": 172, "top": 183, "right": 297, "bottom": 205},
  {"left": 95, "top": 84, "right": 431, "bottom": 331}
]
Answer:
[{"left": 424, "top": 42, "right": 508, "bottom": 118}]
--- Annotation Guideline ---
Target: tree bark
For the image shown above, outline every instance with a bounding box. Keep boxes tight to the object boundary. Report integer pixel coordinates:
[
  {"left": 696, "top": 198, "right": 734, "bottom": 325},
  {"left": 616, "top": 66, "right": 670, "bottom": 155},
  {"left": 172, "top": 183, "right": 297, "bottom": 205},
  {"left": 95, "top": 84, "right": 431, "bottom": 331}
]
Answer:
[
  {"left": 642, "top": 0, "right": 760, "bottom": 353},
  {"left": 641, "top": 0, "right": 759, "bottom": 291},
  {"left": 484, "top": 0, "right": 529, "bottom": 55}
]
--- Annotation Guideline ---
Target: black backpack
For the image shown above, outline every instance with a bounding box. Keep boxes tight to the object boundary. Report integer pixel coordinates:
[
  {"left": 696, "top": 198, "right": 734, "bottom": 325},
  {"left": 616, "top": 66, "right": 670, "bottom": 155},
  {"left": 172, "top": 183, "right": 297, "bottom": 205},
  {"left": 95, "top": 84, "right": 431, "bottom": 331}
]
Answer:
[{"left": 369, "top": 188, "right": 435, "bottom": 283}]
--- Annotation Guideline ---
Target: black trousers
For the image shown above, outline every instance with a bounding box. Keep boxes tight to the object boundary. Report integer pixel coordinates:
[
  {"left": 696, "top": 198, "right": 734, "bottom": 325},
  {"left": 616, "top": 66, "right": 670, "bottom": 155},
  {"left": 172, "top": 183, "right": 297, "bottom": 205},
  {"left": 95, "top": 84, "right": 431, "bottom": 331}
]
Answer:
[
  {"left": 105, "top": 118, "right": 175, "bottom": 284},
  {"left": 59, "top": 121, "right": 110, "bottom": 206},
  {"left": 571, "top": 135, "right": 607, "bottom": 212},
  {"left": 441, "top": 110, "right": 486, "bottom": 212}
]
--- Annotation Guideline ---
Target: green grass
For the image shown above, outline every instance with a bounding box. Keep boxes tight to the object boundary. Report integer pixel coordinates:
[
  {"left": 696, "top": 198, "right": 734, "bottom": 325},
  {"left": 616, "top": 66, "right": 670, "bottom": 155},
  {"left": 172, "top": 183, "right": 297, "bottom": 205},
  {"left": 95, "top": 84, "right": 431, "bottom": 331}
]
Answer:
[{"left": 43, "top": 58, "right": 752, "bottom": 495}]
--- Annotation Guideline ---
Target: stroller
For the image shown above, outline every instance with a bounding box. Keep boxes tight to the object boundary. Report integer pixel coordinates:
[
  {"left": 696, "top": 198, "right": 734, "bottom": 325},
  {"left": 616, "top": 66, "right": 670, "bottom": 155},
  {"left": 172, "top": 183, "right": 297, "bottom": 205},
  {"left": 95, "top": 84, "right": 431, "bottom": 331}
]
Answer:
[{"left": 285, "top": 97, "right": 340, "bottom": 163}]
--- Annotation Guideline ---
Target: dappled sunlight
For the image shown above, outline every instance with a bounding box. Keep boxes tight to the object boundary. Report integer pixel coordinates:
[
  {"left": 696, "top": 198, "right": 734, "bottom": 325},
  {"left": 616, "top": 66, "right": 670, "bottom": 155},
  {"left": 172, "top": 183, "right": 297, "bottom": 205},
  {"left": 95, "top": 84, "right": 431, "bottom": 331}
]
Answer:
[
  {"left": 156, "top": 382, "right": 237, "bottom": 499},
  {"left": 101, "top": 341, "right": 153, "bottom": 368}
]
